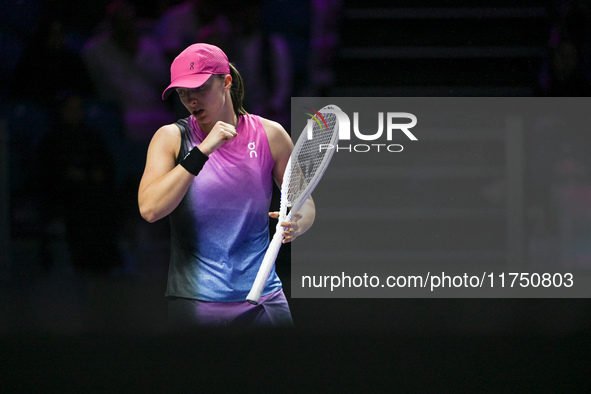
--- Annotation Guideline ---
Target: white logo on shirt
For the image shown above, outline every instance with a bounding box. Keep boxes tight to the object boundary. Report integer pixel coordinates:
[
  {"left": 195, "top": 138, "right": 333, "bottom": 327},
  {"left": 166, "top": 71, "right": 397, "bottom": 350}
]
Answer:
[{"left": 248, "top": 142, "right": 257, "bottom": 158}]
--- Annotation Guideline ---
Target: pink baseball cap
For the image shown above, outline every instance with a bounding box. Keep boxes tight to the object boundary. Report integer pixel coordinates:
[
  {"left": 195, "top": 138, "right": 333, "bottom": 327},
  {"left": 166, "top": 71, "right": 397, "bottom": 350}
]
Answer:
[{"left": 162, "top": 43, "right": 230, "bottom": 100}]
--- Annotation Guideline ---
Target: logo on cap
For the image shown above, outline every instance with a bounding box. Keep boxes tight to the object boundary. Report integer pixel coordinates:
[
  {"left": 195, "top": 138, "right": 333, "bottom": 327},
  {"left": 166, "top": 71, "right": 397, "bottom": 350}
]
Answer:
[{"left": 190, "top": 62, "right": 194, "bottom": 70}]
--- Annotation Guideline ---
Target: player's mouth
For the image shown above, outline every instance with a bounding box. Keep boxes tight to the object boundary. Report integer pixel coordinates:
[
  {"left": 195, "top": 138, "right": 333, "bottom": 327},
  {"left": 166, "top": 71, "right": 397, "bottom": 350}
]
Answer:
[{"left": 193, "top": 109, "right": 204, "bottom": 117}]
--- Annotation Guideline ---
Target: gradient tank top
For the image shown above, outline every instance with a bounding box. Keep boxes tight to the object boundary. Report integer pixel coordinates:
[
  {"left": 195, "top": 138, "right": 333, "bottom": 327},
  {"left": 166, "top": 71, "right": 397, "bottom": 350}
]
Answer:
[{"left": 165, "top": 114, "right": 282, "bottom": 301}]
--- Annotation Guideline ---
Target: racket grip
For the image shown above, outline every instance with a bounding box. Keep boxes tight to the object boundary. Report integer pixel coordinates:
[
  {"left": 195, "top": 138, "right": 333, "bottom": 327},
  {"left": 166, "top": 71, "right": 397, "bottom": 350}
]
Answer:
[{"left": 246, "top": 227, "right": 284, "bottom": 305}]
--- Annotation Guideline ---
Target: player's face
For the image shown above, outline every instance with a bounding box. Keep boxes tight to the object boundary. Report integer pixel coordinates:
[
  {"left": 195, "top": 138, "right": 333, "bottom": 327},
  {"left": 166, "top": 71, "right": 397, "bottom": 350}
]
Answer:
[{"left": 176, "top": 75, "right": 231, "bottom": 126}]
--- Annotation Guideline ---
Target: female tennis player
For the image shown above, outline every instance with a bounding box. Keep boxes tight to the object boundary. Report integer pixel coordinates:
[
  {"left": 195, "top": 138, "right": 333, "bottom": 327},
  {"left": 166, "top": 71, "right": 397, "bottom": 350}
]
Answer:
[{"left": 138, "top": 43, "right": 314, "bottom": 328}]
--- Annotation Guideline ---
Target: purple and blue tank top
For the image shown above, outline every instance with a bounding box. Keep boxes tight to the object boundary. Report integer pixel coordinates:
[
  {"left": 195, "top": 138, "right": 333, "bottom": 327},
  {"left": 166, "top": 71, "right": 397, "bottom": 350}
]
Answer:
[{"left": 165, "top": 114, "right": 282, "bottom": 302}]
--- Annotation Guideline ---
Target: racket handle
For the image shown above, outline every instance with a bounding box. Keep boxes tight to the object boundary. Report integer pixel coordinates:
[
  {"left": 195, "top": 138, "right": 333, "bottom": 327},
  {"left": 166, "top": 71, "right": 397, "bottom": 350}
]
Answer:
[{"left": 246, "top": 214, "right": 291, "bottom": 304}]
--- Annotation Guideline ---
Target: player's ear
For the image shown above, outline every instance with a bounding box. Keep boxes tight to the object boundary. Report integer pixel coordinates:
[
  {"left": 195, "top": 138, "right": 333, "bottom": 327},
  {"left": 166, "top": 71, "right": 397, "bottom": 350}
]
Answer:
[{"left": 224, "top": 74, "right": 233, "bottom": 91}]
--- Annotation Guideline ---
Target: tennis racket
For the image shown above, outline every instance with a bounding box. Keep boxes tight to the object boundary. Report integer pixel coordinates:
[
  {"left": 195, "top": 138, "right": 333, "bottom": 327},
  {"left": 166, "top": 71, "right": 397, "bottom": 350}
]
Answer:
[{"left": 247, "top": 104, "right": 340, "bottom": 304}]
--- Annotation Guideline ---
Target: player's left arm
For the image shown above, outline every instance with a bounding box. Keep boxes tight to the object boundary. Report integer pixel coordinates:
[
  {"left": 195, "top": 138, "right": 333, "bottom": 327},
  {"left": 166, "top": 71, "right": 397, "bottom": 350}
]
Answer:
[{"left": 262, "top": 118, "right": 315, "bottom": 243}]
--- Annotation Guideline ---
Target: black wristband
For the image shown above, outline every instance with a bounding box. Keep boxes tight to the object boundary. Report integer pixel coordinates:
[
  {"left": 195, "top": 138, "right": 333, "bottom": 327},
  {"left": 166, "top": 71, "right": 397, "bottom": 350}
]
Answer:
[{"left": 180, "top": 146, "right": 208, "bottom": 176}]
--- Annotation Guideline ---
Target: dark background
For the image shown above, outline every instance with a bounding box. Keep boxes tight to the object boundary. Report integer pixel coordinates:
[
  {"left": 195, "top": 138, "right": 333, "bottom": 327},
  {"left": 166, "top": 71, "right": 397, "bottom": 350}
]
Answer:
[{"left": 1, "top": 0, "right": 591, "bottom": 391}]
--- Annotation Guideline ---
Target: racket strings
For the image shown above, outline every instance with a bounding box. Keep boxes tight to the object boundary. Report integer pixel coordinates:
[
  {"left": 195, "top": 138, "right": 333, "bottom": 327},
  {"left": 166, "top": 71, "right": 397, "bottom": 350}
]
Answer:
[{"left": 287, "top": 112, "right": 337, "bottom": 203}]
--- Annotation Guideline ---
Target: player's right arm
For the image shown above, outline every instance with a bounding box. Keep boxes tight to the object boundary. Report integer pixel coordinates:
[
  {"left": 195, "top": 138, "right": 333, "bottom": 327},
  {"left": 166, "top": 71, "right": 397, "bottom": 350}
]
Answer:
[
  {"left": 138, "top": 120, "right": 237, "bottom": 223},
  {"left": 138, "top": 124, "right": 194, "bottom": 223}
]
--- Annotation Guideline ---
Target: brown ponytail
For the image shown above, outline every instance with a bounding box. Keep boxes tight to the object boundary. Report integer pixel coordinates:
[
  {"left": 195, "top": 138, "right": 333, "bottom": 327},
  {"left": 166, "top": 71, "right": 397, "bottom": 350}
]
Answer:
[{"left": 221, "top": 63, "right": 248, "bottom": 116}]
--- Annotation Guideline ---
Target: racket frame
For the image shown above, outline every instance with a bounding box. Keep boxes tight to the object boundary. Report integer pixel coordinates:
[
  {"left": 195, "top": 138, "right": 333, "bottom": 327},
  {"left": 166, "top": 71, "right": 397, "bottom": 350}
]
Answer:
[{"left": 246, "top": 104, "right": 340, "bottom": 304}]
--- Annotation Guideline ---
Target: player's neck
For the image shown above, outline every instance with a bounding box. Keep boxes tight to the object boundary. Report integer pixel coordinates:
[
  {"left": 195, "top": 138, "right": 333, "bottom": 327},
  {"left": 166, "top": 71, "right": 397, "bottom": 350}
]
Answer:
[{"left": 199, "top": 105, "right": 238, "bottom": 134}]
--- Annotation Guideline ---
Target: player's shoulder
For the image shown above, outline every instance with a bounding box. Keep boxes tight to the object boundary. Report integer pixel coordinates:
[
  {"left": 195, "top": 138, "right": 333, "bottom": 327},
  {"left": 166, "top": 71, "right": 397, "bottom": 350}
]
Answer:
[
  {"left": 149, "top": 122, "right": 183, "bottom": 154},
  {"left": 154, "top": 122, "right": 182, "bottom": 140},
  {"left": 258, "top": 116, "right": 282, "bottom": 129},
  {"left": 258, "top": 117, "right": 290, "bottom": 144},
  {"left": 257, "top": 116, "right": 292, "bottom": 161}
]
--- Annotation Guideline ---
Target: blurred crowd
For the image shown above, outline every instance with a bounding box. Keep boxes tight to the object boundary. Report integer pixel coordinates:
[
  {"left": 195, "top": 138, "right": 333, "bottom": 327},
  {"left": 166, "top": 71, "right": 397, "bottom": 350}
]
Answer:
[
  {"left": 3, "top": 0, "right": 591, "bottom": 279},
  {"left": 538, "top": 0, "right": 591, "bottom": 95},
  {"left": 532, "top": 0, "right": 591, "bottom": 268},
  {"left": 0, "top": 0, "right": 341, "bottom": 277}
]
